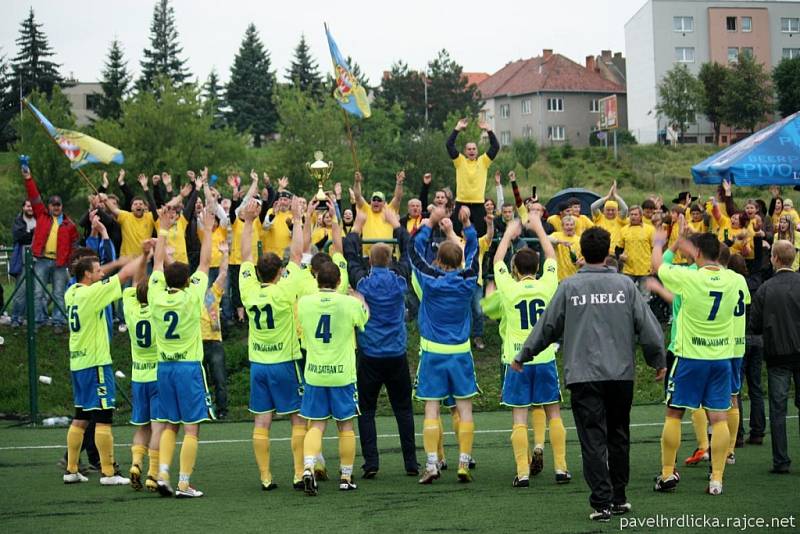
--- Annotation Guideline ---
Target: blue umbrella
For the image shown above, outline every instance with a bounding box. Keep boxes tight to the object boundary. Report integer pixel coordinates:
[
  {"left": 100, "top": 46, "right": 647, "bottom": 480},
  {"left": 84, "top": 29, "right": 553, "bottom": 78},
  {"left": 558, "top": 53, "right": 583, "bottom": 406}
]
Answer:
[
  {"left": 692, "top": 111, "right": 800, "bottom": 186},
  {"left": 545, "top": 188, "right": 601, "bottom": 216}
]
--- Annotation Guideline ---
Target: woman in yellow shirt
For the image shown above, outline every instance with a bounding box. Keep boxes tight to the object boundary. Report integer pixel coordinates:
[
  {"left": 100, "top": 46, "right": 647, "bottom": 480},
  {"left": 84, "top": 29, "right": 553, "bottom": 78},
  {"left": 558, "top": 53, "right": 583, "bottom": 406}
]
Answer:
[
  {"left": 776, "top": 215, "right": 800, "bottom": 272},
  {"left": 729, "top": 212, "right": 754, "bottom": 260},
  {"left": 549, "top": 215, "right": 582, "bottom": 280},
  {"left": 310, "top": 210, "right": 335, "bottom": 251}
]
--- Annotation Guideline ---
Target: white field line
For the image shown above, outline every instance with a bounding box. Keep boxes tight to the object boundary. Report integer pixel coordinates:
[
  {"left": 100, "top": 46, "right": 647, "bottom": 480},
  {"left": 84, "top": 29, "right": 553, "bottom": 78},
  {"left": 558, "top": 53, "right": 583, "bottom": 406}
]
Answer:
[{"left": 1, "top": 416, "right": 796, "bottom": 451}]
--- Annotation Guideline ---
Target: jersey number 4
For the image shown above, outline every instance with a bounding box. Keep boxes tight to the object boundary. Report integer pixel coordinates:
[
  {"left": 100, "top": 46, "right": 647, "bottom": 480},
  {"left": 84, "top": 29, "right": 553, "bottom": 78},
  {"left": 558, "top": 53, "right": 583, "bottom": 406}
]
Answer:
[
  {"left": 515, "top": 299, "right": 546, "bottom": 330},
  {"left": 315, "top": 314, "right": 332, "bottom": 343}
]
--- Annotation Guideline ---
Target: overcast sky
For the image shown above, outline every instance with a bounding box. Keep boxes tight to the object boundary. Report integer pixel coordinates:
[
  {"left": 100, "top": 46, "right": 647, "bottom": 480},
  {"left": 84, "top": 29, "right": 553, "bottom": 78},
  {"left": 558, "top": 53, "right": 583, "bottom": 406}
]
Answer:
[{"left": 1, "top": 0, "right": 648, "bottom": 86}]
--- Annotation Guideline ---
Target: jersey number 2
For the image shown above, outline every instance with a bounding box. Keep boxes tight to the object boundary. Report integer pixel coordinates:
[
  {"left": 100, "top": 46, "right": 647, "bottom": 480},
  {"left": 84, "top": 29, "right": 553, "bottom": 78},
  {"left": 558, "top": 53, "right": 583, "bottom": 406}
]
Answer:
[{"left": 164, "top": 311, "right": 180, "bottom": 339}]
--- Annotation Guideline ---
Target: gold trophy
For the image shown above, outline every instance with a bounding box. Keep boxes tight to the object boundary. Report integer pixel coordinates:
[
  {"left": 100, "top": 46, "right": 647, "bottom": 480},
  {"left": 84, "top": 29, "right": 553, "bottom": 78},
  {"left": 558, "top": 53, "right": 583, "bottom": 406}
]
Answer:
[{"left": 306, "top": 151, "right": 334, "bottom": 210}]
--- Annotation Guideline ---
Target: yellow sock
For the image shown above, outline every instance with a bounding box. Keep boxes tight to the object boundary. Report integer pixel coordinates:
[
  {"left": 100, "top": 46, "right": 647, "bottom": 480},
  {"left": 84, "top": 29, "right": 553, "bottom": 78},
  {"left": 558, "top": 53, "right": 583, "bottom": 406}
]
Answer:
[
  {"left": 338, "top": 430, "right": 356, "bottom": 481},
  {"left": 158, "top": 428, "right": 177, "bottom": 479},
  {"left": 131, "top": 444, "right": 147, "bottom": 469},
  {"left": 549, "top": 417, "right": 567, "bottom": 472},
  {"left": 303, "top": 427, "right": 323, "bottom": 469},
  {"left": 423, "top": 418, "right": 439, "bottom": 467},
  {"left": 532, "top": 407, "right": 546, "bottom": 449},
  {"left": 252, "top": 428, "right": 271, "bottom": 482},
  {"left": 660, "top": 417, "right": 681, "bottom": 479},
  {"left": 94, "top": 424, "right": 115, "bottom": 477},
  {"left": 692, "top": 409, "right": 709, "bottom": 450},
  {"left": 178, "top": 434, "right": 198, "bottom": 491},
  {"left": 510, "top": 424, "right": 529, "bottom": 478},
  {"left": 66, "top": 425, "right": 85, "bottom": 473},
  {"left": 451, "top": 410, "right": 461, "bottom": 449},
  {"left": 727, "top": 406, "right": 740, "bottom": 456},
  {"left": 436, "top": 417, "right": 445, "bottom": 461},
  {"left": 291, "top": 425, "right": 307, "bottom": 479},
  {"left": 147, "top": 450, "right": 160, "bottom": 478},
  {"left": 710, "top": 420, "right": 730, "bottom": 483},
  {"left": 458, "top": 420, "right": 475, "bottom": 460}
]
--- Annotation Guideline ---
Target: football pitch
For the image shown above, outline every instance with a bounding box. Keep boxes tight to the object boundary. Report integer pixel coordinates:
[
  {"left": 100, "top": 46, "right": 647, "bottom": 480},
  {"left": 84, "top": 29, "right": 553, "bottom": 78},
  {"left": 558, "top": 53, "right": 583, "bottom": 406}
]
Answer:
[{"left": 1, "top": 403, "right": 797, "bottom": 533}]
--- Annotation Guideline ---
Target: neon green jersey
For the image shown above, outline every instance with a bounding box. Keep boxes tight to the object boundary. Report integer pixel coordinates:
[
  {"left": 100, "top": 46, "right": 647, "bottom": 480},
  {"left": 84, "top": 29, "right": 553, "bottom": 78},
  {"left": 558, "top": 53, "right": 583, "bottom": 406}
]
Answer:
[
  {"left": 298, "top": 252, "right": 349, "bottom": 296},
  {"left": 240, "top": 261, "right": 304, "bottom": 364},
  {"left": 730, "top": 271, "right": 750, "bottom": 358},
  {"left": 658, "top": 264, "right": 741, "bottom": 360},
  {"left": 148, "top": 270, "right": 208, "bottom": 362},
  {"left": 298, "top": 290, "right": 368, "bottom": 387},
  {"left": 65, "top": 275, "right": 122, "bottom": 371},
  {"left": 122, "top": 287, "right": 158, "bottom": 382},
  {"left": 494, "top": 258, "right": 559, "bottom": 365}
]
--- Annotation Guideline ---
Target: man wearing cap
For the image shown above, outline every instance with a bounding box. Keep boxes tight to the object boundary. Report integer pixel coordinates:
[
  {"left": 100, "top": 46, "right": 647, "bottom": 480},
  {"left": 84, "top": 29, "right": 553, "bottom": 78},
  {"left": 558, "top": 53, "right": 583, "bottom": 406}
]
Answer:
[
  {"left": 353, "top": 170, "right": 404, "bottom": 250},
  {"left": 22, "top": 168, "right": 79, "bottom": 331},
  {"left": 590, "top": 181, "right": 629, "bottom": 254}
]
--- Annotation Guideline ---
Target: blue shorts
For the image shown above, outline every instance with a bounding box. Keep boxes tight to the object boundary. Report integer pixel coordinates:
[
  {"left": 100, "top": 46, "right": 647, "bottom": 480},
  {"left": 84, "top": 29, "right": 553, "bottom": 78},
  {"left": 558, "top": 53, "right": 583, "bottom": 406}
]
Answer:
[
  {"left": 156, "top": 361, "right": 214, "bottom": 424},
  {"left": 442, "top": 396, "right": 456, "bottom": 409},
  {"left": 414, "top": 351, "right": 479, "bottom": 401},
  {"left": 131, "top": 381, "right": 160, "bottom": 425},
  {"left": 730, "top": 358, "right": 743, "bottom": 395},
  {"left": 300, "top": 383, "right": 359, "bottom": 421},
  {"left": 249, "top": 361, "right": 303, "bottom": 415},
  {"left": 666, "top": 357, "right": 731, "bottom": 411},
  {"left": 71, "top": 364, "right": 115, "bottom": 411},
  {"left": 501, "top": 361, "right": 561, "bottom": 408}
]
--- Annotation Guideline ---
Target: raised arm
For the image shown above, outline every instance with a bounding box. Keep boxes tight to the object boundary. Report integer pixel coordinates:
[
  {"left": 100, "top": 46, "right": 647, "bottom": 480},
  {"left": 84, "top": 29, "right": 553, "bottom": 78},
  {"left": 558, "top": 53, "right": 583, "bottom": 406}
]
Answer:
[
  {"left": 240, "top": 199, "right": 259, "bottom": 264},
  {"left": 198, "top": 205, "right": 215, "bottom": 275},
  {"left": 509, "top": 171, "right": 523, "bottom": 208},
  {"left": 494, "top": 171, "right": 505, "bottom": 210},
  {"left": 481, "top": 120, "right": 499, "bottom": 160},
  {"left": 328, "top": 197, "right": 343, "bottom": 256},
  {"left": 289, "top": 196, "right": 304, "bottom": 265},
  {"left": 353, "top": 171, "right": 365, "bottom": 207},
  {"left": 343, "top": 231, "right": 367, "bottom": 288},
  {"left": 389, "top": 171, "right": 404, "bottom": 212},
  {"left": 214, "top": 242, "right": 229, "bottom": 289},
  {"left": 527, "top": 210, "right": 555, "bottom": 261},
  {"left": 446, "top": 118, "right": 468, "bottom": 159},
  {"left": 153, "top": 207, "right": 174, "bottom": 273},
  {"left": 419, "top": 173, "right": 431, "bottom": 211},
  {"left": 494, "top": 219, "right": 521, "bottom": 265}
]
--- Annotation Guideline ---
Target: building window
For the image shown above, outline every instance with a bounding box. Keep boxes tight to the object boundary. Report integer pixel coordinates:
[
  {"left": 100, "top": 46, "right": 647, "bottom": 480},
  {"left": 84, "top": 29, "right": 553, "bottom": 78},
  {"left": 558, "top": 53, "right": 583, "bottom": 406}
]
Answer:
[
  {"left": 547, "top": 125, "right": 565, "bottom": 141},
  {"left": 783, "top": 48, "right": 800, "bottom": 59},
  {"left": 741, "top": 47, "right": 753, "bottom": 59},
  {"left": 522, "top": 126, "right": 533, "bottom": 138},
  {"left": 742, "top": 16, "right": 752, "bottom": 32},
  {"left": 728, "top": 47, "right": 739, "bottom": 64},
  {"left": 499, "top": 104, "right": 510, "bottom": 119},
  {"left": 521, "top": 99, "right": 532, "bottom": 115},
  {"left": 673, "top": 16, "right": 694, "bottom": 32},
  {"left": 590, "top": 99, "right": 600, "bottom": 112},
  {"left": 726, "top": 16, "right": 737, "bottom": 32},
  {"left": 500, "top": 131, "right": 512, "bottom": 146},
  {"left": 781, "top": 17, "right": 800, "bottom": 33},
  {"left": 85, "top": 93, "right": 102, "bottom": 112},
  {"left": 675, "top": 47, "right": 695, "bottom": 63},
  {"left": 546, "top": 98, "right": 563, "bottom": 112}
]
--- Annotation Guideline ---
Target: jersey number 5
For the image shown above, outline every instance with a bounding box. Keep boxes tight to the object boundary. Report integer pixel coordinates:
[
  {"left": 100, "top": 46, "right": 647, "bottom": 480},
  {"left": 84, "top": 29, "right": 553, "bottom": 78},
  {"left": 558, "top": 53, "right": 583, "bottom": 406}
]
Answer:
[
  {"left": 68, "top": 305, "right": 80, "bottom": 332},
  {"left": 315, "top": 314, "right": 332, "bottom": 343}
]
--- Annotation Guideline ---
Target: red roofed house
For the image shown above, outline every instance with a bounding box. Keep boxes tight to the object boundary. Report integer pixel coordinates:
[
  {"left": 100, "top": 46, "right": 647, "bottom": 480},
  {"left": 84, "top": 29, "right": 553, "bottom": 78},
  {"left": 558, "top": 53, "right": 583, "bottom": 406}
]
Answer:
[{"left": 478, "top": 49, "right": 627, "bottom": 147}]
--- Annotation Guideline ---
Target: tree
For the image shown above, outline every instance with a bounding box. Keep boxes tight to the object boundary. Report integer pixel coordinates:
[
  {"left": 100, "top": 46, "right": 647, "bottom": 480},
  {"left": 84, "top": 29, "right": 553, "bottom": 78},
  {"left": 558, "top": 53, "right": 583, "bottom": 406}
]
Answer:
[
  {"left": 285, "top": 35, "right": 323, "bottom": 100},
  {"left": 97, "top": 39, "right": 131, "bottom": 121},
  {"left": 93, "top": 76, "right": 247, "bottom": 175},
  {"left": 202, "top": 68, "right": 226, "bottom": 129},
  {"left": 12, "top": 88, "right": 81, "bottom": 201},
  {"left": 226, "top": 23, "right": 277, "bottom": 147},
  {"left": 721, "top": 56, "right": 773, "bottom": 133},
  {"left": 656, "top": 64, "right": 702, "bottom": 141},
  {"left": 698, "top": 62, "right": 729, "bottom": 144},
  {"left": 137, "top": 0, "right": 191, "bottom": 91},
  {"left": 773, "top": 56, "right": 800, "bottom": 118},
  {"left": 511, "top": 138, "right": 538, "bottom": 181},
  {"left": 0, "top": 50, "right": 14, "bottom": 148},
  {"left": 10, "top": 8, "right": 64, "bottom": 99},
  {"left": 377, "top": 61, "right": 427, "bottom": 130},
  {"left": 426, "top": 49, "right": 483, "bottom": 130}
]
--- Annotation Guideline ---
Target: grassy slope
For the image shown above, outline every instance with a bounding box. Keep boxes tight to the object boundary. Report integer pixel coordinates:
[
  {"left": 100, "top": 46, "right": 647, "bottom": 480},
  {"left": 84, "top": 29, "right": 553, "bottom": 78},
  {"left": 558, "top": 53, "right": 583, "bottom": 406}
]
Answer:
[{"left": 1, "top": 405, "right": 797, "bottom": 533}]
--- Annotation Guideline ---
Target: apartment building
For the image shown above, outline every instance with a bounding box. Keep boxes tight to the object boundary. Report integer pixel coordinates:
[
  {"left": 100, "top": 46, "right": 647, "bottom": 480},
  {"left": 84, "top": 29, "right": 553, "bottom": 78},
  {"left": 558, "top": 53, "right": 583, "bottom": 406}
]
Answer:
[
  {"left": 61, "top": 82, "right": 102, "bottom": 126},
  {"left": 625, "top": 0, "right": 800, "bottom": 144}
]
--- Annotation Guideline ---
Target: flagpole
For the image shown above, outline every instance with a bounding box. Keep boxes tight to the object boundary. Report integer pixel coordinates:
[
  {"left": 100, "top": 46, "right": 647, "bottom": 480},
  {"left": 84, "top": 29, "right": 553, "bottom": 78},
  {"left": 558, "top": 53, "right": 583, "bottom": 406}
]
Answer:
[
  {"left": 341, "top": 108, "right": 360, "bottom": 174},
  {"left": 20, "top": 98, "right": 98, "bottom": 194}
]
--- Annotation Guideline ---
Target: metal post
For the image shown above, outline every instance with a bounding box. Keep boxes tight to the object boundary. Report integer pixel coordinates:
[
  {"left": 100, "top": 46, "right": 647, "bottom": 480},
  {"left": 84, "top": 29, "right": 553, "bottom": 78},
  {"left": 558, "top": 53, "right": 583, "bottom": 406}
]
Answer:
[
  {"left": 423, "top": 70, "right": 428, "bottom": 126},
  {"left": 613, "top": 129, "right": 618, "bottom": 160},
  {"left": 24, "top": 247, "right": 37, "bottom": 426}
]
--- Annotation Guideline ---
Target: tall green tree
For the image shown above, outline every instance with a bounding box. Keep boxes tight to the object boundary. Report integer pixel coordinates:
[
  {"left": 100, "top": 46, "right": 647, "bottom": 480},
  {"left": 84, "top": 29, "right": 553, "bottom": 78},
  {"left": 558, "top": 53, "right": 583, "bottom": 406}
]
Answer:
[
  {"left": 10, "top": 8, "right": 63, "bottom": 99},
  {"left": 426, "top": 49, "right": 482, "bottom": 130},
  {"left": 698, "top": 62, "right": 729, "bottom": 144},
  {"left": 97, "top": 39, "right": 131, "bottom": 121},
  {"left": 137, "top": 0, "right": 191, "bottom": 91},
  {"left": 226, "top": 23, "right": 277, "bottom": 147},
  {"left": 202, "top": 68, "right": 226, "bottom": 129},
  {"left": 773, "top": 56, "right": 800, "bottom": 118},
  {"left": 377, "top": 61, "right": 427, "bottom": 131},
  {"left": 512, "top": 138, "right": 538, "bottom": 181},
  {"left": 721, "top": 56, "right": 773, "bottom": 133},
  {"left": 656, "top": 64, "right": 702, "bottom": 141},
  {"left": 285, "top": 35, "right": 323, "bottom": 100},
  {"left": 12, "top": 88, "right": 80, "bottom": 201},
  {"left": 0, "top": 50, "right": 15, "bottom": 148},
  {"left": 93, "top": 76, "right": 247, "bottom": 175}
]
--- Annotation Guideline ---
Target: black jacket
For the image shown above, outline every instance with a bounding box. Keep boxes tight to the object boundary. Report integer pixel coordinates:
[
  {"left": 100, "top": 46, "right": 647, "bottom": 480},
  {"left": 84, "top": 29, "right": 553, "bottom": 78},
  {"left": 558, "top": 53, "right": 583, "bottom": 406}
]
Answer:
[{"left": 749, "top": 269, "right": 800, "bottom": 368}]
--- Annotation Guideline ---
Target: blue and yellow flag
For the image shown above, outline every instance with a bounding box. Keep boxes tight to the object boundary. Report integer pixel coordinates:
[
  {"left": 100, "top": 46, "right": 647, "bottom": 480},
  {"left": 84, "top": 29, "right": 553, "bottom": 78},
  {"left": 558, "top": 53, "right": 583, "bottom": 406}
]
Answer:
[
  {"left": 24, "top": 100, "right": 124, "bottom": 169},
  {"left": 324, "top": 25, "right": 371, "bottom": 119}
]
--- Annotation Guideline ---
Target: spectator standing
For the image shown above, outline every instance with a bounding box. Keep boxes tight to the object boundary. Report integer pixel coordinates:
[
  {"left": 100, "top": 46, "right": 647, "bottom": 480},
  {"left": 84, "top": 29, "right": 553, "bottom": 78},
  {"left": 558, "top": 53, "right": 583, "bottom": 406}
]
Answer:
[{"left": 8, "top": 200, "right": 36, "bottom": 327}]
